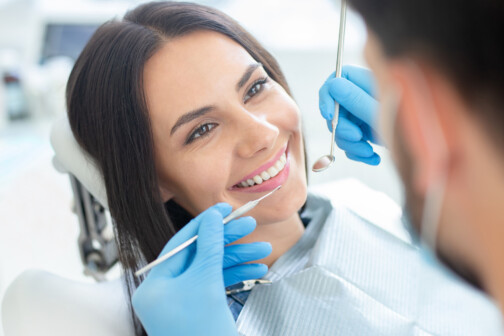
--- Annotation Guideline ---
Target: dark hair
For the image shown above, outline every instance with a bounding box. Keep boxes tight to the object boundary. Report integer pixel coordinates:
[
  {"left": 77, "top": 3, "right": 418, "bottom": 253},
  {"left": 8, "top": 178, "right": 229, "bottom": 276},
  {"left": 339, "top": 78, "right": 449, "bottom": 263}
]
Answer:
[
  {"left": 348, "top": 0, "right": 504, "bottom": 148},
  {"left": 66, "top": 2, "right": 292, "bottom": 334}
]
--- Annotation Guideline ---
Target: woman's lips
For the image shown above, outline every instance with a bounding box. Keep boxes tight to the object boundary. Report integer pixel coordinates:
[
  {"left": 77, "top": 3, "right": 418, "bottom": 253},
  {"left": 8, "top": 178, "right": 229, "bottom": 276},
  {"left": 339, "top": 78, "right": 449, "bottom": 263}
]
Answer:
[
  {"left": 230, "top": 145, "right": 290, "bottom": 193},
  {"left": 232, "top": 158, "right": 290, "bottom": 193},
  {"left": 234, "top": 144, "right": 288, "bottom": 186}
]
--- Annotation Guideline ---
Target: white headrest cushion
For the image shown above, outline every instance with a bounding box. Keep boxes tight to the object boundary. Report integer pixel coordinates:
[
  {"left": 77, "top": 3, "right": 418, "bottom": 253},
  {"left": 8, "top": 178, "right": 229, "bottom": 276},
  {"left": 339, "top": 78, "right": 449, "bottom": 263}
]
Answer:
[{"left": 50, "top": 116, "right": 109, "bottom": 208}]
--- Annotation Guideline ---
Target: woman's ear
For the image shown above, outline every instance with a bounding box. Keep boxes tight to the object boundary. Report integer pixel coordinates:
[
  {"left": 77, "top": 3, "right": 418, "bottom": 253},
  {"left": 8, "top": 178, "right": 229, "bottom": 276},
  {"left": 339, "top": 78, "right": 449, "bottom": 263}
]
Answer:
[{"left": 159, "top": 184, "right": 175, "bottom": 202}]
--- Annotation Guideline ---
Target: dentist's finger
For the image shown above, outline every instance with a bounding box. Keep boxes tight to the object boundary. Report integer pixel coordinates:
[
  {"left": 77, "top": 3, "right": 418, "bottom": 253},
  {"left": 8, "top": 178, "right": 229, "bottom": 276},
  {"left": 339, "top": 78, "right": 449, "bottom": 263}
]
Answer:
[
  {"left": 319, "top": 80, "right": 336, "bottom": 121},
  {"left": 326, "top": 112, "right": 364, "bottom": 142},
  {"left": 151, "top": 207, "right": 225, "bottom": 278},
  {"left": 326, "top": 77, "right": 379, "bottom": 126},
  {"left": 346, "top": 152, "right": 381, "bottom": 166},
  {"left": 224, "top": 217, "right": 257, "bottom": 245},
  {"left": 148, "top": 203, "right": 232, "bottom": 277},
  {"left": 223, "top": 242, "right": 272, "bottom": 269},
  {"left": 156, "top": 203, "right": 231, "bottom": 258},
  {"left": 211, "top": 202, "right": 233, "bottom": 218},
  {"left": 341, "top": 65, "right": 376, "bottom": 96},
  {"left": 193, "top": 209, "right": 226, "bottom": 267},
  {"left": 336, "top": 138, "right": 375, "bottom": 158},
  {"left": 326, "top": 118, "right": 363, "bottom": 142}
]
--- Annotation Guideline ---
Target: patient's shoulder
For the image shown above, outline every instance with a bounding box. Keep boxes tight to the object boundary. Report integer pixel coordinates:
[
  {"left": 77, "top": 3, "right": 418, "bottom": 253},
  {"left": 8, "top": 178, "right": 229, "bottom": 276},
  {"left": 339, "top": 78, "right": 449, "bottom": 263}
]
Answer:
[{"left": 2, "top": 269, "right": 134, "bottom": 336}]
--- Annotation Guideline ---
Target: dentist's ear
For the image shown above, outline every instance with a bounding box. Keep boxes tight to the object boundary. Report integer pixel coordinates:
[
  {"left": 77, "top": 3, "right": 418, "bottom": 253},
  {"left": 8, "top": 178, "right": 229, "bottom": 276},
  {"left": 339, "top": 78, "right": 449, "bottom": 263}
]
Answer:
[{"left": 389, "top": 60, "right": 453, "bottom": 196}]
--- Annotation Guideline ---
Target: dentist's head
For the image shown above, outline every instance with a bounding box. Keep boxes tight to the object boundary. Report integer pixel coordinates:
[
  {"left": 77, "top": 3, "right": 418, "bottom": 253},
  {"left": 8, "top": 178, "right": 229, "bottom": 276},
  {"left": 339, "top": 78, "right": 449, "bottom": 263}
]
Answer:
[{"left": 349, "top": 0, "right": 504, "bottom": 310}]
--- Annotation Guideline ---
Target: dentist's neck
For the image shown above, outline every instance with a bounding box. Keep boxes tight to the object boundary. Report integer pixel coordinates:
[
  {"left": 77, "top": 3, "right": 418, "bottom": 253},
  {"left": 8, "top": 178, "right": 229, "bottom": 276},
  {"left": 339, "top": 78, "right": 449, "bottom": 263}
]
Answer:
[
  {"left": 234, "top": 212, "right": 305, "bottom": 267},
  {"left": 479, "top": 209, "right": 504, "bottom": 318},
  {"left": 454, "top": 113, "right": 504, "bottom": 318}
]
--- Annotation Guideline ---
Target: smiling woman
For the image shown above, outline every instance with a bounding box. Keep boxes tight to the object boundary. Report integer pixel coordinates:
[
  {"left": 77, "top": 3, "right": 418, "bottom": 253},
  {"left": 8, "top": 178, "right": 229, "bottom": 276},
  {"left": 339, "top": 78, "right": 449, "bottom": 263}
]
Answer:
[{"left": 66, "top": 2, "right": 307, "bottom": 334}]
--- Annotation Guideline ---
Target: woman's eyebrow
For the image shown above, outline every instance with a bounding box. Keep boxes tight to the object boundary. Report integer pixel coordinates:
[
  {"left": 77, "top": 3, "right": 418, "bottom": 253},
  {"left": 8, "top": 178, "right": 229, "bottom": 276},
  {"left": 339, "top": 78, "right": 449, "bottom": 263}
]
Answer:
[
  {"left": 170, "top": 106, "right": 214, "bottom": 136},
  {"left": 236, "top": 62, "right": 262, "bottom": 91},
  {"left": 170, "top": 63, "right": 262, "bottom": 136}
]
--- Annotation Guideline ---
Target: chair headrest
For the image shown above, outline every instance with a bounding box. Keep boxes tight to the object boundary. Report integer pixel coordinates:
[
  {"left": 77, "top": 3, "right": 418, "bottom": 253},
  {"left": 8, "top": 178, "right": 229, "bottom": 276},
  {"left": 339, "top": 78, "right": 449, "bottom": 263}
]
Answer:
[{"left": 50, "top": 116, "right": 109, "bottom": 209}]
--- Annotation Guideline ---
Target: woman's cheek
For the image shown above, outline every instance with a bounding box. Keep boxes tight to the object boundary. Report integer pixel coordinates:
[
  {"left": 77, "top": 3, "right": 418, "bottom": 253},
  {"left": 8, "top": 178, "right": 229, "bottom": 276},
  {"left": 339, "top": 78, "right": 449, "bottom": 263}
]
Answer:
[
  {"left": 274, "top": 90, "right": 302, "bottom": 131},
  {"left": 267, "top": 101, "right": 299, "bottom": 132}
]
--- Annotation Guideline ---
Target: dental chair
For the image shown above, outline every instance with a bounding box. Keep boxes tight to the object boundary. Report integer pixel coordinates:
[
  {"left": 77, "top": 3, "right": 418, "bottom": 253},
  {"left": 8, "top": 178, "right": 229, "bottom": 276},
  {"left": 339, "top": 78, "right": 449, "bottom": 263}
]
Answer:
[
  {"left": 50, "top": 117, "right": 118, "bottom": 282},
  {"left": 1, "top": 116, "right": 134, "bottom": 336},
  {"left": 2, "top": 116, "right": 410, "bottom": 336}
]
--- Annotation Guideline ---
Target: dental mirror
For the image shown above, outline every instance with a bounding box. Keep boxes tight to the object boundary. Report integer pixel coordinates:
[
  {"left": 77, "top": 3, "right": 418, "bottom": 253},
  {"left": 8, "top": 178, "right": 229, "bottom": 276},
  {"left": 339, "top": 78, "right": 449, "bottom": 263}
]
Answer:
[{"left": 312, "top": 0, "right": 347, "bottom": 173}]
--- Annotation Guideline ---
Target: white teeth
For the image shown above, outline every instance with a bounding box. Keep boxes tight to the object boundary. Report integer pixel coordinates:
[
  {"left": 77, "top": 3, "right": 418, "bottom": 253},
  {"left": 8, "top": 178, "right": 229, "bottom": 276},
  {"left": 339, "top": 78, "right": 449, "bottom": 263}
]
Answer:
[
  {"left": 236, "top": 152, "right": 288, "bottom": 188},
  {"left": 267, "top": 166, "right": 278, "bottom": 177},
  {"left": 275, "top": 161, "right": 283, "bottom": 171}
]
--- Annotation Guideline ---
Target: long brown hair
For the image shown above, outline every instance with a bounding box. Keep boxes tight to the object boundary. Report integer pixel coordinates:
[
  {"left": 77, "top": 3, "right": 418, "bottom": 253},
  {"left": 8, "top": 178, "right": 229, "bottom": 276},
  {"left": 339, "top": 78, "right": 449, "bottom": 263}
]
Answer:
[{"left": 66, "top": 2, "right": 292, "bottom": 334}]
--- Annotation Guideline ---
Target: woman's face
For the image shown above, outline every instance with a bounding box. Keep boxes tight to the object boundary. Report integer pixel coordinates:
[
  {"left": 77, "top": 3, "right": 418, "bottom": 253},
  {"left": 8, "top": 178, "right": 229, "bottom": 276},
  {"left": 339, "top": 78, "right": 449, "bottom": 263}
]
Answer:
[{"left": 144, "top": 30, "right": 307, "bottom": 225}]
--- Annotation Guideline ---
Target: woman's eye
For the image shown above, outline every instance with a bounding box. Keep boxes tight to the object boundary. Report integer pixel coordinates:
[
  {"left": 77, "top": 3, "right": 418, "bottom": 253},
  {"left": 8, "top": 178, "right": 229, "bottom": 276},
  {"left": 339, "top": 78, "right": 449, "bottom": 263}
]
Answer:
[
  {"left": 186, "top": 123, "right": 217, "bottom": 144},
  {"left": 244, "top": 77, "right": 269, "bottom": 103}
]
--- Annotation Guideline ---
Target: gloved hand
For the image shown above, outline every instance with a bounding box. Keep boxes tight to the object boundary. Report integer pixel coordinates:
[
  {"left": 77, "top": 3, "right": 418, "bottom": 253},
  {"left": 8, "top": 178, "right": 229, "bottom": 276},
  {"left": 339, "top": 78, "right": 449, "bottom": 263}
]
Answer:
[
  {"left": 132, "top": 203, "right": 272, "bottom": 336},
  {"left": 319, "top": 65, "right": 381, "bottom": 165}
]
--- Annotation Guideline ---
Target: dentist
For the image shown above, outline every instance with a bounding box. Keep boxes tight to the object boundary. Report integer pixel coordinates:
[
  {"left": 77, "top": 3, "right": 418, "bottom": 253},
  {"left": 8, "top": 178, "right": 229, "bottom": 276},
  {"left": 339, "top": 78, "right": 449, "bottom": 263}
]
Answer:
[
  {"left": 321, "top": 0, "right": 504, "bottom": 311},
  {"left": 132, "top": 0, "right": 504, "bottom": 334}
]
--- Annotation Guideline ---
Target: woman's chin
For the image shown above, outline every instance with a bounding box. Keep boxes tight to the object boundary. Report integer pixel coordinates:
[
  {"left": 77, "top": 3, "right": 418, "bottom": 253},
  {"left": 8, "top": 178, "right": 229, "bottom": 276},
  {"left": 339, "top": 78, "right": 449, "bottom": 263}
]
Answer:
[{"left": 254, "top": 186, "right": 307, "bottom": 225}]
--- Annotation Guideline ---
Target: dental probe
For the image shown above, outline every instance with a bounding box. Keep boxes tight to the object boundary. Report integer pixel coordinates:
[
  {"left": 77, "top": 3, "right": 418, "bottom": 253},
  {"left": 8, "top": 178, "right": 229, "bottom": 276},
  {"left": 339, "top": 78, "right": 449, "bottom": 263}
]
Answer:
[
  {"left": 135, "top": 185, "right": 282, "bottom": 277},
  {"left": 312, "top": 0, "right": 348, "bottom": 172}
]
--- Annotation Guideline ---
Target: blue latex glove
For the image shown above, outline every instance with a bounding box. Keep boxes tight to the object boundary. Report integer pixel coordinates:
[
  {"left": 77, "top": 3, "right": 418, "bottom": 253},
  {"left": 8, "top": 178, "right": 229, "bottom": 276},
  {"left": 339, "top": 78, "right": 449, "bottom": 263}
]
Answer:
[
  {"left": 132, "top": 203, "right": 272, "bottom": 336},
  {"left": 319, "top": 65, "right": 381, "bottom": 165}
]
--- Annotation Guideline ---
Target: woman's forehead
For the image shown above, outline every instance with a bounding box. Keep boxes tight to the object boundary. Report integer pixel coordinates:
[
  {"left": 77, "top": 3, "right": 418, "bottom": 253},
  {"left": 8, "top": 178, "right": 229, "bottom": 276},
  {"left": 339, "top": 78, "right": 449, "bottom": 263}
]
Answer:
[
  {"left": 145, "top": 31, "right": 255, "bottom": 91},
  {"left": 143, "top": 30, "right": 256, "bottom": 120}
]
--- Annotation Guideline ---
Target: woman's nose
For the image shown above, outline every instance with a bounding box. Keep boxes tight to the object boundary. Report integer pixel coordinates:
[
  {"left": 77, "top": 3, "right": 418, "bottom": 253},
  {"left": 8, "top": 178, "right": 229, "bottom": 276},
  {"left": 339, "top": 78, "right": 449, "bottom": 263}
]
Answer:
[{"left": 234, "top": 112, "right": 279, "bottom": 158}]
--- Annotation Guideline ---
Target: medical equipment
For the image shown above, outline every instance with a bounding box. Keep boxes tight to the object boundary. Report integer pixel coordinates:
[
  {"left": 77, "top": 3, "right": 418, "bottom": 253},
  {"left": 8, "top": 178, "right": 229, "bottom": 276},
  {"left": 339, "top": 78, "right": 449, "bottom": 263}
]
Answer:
[
  {"left": 318, "top": 65, "right": 381, "bottom": 165},
  {"left": 312, "top": 0, "right": 347, "bottom": 172},
  {"left": 135, "top": 185, "right": 281, "bottom": 277},
  {"left": 226, "top": 279, "right": 272, "bottom": 295},
  {"left": 51, "top": 117, "right": 117, "bottom": 281}
]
